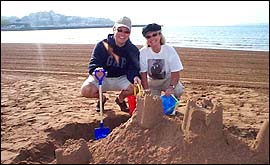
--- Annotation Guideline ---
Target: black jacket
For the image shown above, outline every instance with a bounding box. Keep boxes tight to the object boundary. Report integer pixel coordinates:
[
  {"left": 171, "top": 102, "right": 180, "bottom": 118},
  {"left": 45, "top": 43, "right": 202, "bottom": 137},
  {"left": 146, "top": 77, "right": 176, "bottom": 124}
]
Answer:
[{"left": 88, "top": 34, "right": 140, "bottom": 83}]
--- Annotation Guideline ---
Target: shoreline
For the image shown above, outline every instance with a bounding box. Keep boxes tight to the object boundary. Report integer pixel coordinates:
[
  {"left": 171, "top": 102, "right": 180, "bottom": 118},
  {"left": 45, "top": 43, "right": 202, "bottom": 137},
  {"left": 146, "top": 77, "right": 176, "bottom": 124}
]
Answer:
[
  {"left": 2, "top": 24, "right": 268, "bottom": 52},
  {"left": 1, "top": 24, "right": 147, "bottom": 31}
]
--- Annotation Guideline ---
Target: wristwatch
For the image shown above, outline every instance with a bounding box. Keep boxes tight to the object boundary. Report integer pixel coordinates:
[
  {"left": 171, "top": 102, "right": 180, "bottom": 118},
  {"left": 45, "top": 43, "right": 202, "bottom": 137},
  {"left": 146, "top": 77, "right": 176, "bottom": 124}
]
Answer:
[{"left": 169, "top": 84, "right": 175, "bottom": 89}]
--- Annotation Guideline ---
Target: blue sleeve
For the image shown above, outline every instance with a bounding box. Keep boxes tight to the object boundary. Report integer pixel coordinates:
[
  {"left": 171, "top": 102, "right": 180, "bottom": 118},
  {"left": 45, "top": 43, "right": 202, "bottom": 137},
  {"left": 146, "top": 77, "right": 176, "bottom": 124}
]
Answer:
[
  {"left": 88, "top": 41, "right": 107, "bottom": 75},
  {"left": 127, "top": 45, "right": 141, "bottom": 83}
]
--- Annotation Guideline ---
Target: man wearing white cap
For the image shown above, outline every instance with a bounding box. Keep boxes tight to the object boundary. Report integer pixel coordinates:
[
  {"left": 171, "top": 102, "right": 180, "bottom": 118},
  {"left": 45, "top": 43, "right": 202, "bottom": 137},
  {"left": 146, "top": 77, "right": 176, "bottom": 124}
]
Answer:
[{"left": 81, "top": 16, "right": 141, "bottom": 113}]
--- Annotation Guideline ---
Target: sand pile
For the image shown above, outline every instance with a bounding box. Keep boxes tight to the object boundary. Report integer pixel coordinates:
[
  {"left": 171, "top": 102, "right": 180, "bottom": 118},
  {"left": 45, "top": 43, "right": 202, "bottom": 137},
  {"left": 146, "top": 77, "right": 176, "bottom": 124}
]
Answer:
[{"left": 55, "top": 95, "right": 269, "bottom": 164}]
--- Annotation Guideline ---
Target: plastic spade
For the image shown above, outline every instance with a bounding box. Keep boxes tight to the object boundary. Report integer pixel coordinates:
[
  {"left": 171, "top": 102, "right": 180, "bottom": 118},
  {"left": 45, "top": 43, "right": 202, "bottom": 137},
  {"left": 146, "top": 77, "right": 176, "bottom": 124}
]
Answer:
[{"left": 94, "top": 67, "right": 110, "bottom": 140}]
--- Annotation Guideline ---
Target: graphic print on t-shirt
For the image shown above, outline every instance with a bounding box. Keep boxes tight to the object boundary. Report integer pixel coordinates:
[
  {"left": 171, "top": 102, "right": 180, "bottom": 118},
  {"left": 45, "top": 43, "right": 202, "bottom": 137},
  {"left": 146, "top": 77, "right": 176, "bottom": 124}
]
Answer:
[{"left": 147, "top": 59, "right": 166, "bottom": 79}]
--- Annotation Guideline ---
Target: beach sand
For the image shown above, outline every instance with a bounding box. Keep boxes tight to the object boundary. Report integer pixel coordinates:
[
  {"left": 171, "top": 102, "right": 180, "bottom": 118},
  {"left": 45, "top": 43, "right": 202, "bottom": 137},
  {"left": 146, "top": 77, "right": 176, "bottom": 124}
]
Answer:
[{"left": 1, "top": 43, "right": 269, "bottom": 164}]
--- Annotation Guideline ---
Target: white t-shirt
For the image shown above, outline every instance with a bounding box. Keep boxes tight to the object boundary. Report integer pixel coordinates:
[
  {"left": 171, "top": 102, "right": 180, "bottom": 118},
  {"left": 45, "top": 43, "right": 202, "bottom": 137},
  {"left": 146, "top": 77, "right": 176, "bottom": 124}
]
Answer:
[{"left": 140, "top": 44, "right": 183, "bottom": 80}]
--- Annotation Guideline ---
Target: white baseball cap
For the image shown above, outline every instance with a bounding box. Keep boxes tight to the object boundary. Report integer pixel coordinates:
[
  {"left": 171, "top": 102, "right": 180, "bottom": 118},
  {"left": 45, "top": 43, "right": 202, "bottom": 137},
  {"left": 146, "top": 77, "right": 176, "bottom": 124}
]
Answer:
[{"left": 113, "top": 16, "right": 132, "bottom": 30}]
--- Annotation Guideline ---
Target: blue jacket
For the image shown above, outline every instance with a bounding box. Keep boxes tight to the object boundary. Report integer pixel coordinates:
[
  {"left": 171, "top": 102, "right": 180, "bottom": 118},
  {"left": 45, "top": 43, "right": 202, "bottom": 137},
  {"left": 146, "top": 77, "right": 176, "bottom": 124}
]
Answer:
[{"left": 88, "top": 34, "right": 140, "bottom": 83}]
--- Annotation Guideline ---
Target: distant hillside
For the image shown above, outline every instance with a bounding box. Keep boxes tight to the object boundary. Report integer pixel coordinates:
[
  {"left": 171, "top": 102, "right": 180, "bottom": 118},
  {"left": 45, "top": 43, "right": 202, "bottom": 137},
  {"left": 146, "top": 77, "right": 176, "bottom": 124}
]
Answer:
[{"left": 1, "top": 10, "right": 115, "bottom": 30}]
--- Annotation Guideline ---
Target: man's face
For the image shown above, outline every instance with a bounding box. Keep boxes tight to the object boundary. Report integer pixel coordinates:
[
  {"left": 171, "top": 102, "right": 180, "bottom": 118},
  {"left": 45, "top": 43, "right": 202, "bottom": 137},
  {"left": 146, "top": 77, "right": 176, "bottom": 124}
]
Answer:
[{"left": 114, "top": 26, "right": 130, "bottom": 47}]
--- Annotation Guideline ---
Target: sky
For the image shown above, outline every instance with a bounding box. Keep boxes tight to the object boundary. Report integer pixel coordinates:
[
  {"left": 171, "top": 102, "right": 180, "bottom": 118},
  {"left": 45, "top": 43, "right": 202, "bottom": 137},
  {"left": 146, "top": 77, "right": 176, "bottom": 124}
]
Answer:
[{"left": 1, "top": 1, "right": 269, "bottom": 26}]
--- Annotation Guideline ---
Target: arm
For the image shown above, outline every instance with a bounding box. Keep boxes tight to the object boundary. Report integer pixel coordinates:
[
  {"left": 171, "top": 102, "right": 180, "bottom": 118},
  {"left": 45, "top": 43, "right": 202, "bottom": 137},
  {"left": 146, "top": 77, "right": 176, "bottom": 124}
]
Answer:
[
  {"left": 140, "top": 72, "right": 151, "bottom": 95},
  {"left": 88, "top": 42, "right": 107, "bottom": 75},
  {"left": 164, "top": 71, "right": 180, "bottom": 96},
  {"left": 127, "top": 46, "right": 141, "bottom": 83},
  {"left": 165, "top": 46, "right": 182, "bottom": 96},
  {"left": 140, "top": 72, "right": 149, "bottom": 89},
  {"left": 169, "top": 71, "right": 180, "bottom": 87}
]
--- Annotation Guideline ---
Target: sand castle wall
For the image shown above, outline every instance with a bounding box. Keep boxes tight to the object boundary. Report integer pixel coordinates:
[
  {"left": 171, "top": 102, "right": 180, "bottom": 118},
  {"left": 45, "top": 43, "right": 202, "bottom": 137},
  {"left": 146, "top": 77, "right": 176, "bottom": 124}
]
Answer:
[
  {"left": 136, "top": 95, "right": 164, "bottom": 129},
  {"left": 182, "top": 98, "right": 224, "bottom": 140},
  {"left": 252, "top": 119, "right": 269, "bottom": 162}
]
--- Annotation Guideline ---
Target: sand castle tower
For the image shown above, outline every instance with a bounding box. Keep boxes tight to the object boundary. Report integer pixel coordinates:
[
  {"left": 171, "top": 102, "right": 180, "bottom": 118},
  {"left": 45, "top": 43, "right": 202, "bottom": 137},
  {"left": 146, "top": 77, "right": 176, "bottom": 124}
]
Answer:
[
  {"left": 252, "top": 119, "right": 269, "bottom": 162},
  {"left": 181, "top": 97, "right": 224, "bottom": 140},
  {"left": 135, "top": 95, "right": 164, "bottom": 129}
]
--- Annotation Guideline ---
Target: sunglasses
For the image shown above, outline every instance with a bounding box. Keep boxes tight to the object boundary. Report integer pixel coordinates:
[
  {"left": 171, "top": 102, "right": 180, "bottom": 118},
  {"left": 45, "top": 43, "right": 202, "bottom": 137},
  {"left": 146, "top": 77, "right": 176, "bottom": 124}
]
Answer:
[
  {"left": 145, "top": 32, "right": 160, "bottom": 39},
  {"left": 117, "top": 28, "right": 130, "bottom": 34}
]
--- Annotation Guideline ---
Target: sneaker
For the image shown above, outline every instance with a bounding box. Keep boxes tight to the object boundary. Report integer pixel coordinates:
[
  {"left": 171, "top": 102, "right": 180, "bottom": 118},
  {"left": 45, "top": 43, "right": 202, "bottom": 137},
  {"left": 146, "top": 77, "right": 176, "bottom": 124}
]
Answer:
[
  {"left": 115, "top": 97, "right": 129, "bottom": 113},
  {"left": 96, "top": 97, "right": 108, "bottom": 112}
]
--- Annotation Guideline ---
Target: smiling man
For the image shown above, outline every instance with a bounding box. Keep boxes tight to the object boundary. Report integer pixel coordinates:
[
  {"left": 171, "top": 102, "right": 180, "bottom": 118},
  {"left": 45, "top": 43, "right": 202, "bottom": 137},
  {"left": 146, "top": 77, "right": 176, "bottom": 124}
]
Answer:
[{"left": 81, "top": 16, "right": 141, "bottom": 113}]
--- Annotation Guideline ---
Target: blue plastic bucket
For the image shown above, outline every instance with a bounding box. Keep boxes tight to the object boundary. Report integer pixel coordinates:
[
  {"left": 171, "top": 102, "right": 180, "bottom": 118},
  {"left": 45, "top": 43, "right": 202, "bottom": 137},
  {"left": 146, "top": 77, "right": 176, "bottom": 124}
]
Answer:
[{"left": 160, "top": 94, "right": 179, "bottom": 115}]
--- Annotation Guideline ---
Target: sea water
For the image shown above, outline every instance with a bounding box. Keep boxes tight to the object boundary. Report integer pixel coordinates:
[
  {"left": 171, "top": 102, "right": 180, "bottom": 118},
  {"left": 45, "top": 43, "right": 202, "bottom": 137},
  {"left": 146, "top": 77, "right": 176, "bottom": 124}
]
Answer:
[{"left": 1, "top": 25, "right": 269, "bottom": 51}]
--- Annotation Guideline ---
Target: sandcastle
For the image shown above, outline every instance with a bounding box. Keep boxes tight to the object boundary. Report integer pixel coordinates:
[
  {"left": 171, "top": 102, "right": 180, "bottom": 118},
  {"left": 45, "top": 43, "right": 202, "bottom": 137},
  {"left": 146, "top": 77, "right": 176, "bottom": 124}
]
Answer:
[
  {"left": 182, "top": 97, "right": 224, "bottom": 140},
  {"left": 55, "top": 95, "right": 269, "bottom": 164},
  {"left": 135, "top": 95, "right": 224, "bottom": 140}
]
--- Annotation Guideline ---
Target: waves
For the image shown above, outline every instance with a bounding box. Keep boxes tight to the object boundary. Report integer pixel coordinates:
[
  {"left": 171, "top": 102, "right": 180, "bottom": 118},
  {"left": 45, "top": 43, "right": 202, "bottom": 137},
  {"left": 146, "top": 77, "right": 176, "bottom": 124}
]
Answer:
[
  {"left": 162, "top": 25, "right": 269, "bottom": 51},
  {"left": 1, "top": 25, "right": 269, "bottom": 51}
]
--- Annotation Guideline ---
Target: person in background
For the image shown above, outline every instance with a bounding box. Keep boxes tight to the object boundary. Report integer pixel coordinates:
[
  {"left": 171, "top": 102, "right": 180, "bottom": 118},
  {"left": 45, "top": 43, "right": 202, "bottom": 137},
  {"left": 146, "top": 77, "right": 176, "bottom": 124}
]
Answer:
[
  {"left": 81, "top": 16, "right": 141, "bottom": 113},
  {"left": 139, "top": 23, "right": 184, "bottom": 99}
]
